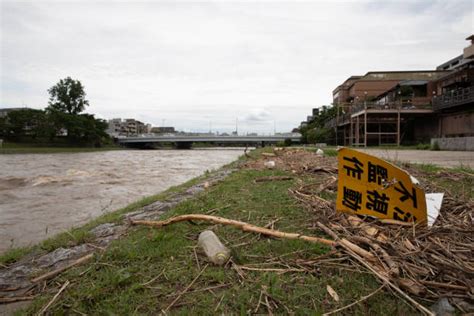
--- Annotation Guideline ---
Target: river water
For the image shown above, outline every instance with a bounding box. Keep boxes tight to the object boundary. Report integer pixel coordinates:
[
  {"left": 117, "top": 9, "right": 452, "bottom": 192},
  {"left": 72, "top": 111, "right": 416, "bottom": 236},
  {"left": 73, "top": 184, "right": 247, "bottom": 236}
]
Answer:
[{"left": 0, "top": 149, "right": 244, "bottom": 253}]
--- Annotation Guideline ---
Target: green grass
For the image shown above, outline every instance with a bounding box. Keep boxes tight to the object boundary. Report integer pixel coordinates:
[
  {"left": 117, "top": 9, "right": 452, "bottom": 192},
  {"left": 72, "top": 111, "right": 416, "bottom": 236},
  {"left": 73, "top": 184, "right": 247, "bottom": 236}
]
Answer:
[
  {"left": 409, "top": 163, "right": 474, "bottom": 199},
  {"left": 19, "top": 161, "right": 414, "bottom": 315},
  {"left": 0, "top": 247, "right": 33, "bottom": 266},
  {"left": 411, "top": 163, "right": 442, "bottom": 173}
]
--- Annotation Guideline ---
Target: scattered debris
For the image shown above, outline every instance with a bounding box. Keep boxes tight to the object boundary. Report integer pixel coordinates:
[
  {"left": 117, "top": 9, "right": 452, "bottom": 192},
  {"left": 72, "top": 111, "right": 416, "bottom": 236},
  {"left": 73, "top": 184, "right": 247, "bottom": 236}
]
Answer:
[
  {"left": 279, "top": 149, "right": 473, "bottom": 313},
  {"left": 254, "top": 176, "right": 294, "bottom": 183},
  {"left": 31, "top": 254, "right": 94, "bottom": 284},
  {"left": 326, "top": 285, "right": 339, "bottom": 302},
  {"left": 197, "top": 231, "right": 230, "bottom": 265},
  {"left": 430, "top": 298, "right": 455, "bottom": 316},
  {"left": 264, "top": 160, "right": 276, "bottom": 169},
  {"left": 164, "top": 264, "right": 208, "bottom": 313},
  {"left": 37, "top": 280, "right": 70, "bottom": 316}
]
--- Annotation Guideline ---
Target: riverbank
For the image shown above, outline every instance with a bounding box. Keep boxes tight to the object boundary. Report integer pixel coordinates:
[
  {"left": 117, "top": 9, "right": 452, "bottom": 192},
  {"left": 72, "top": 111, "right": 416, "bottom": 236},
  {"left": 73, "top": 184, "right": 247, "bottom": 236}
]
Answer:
[{"left": 1, "top": 148, "right": 472, "bottom": 314}]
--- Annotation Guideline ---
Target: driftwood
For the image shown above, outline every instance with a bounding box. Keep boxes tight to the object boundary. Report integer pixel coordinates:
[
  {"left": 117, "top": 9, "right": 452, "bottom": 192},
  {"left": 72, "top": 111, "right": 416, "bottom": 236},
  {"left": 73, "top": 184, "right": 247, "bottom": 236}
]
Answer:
[
  {"left": 289, "top": 164, "right": 474, "bottom": 310},
  {"left": 37, "top": 280, "right": 70, "bottom": 315},
  {"left": 131, "top": 214, "right": 336, "bottom": 247},
  {"left": 31, "top": 253, "right": 94, "bottom": 283},
  {"left": 0, "top": 296, "right": 36, "bottom": 303},
  {"left": 254, "top": 176, "right": 294, "bottom": 183},
  {"left": 317, "top": 222, "right": 434, "bottom": 315}
]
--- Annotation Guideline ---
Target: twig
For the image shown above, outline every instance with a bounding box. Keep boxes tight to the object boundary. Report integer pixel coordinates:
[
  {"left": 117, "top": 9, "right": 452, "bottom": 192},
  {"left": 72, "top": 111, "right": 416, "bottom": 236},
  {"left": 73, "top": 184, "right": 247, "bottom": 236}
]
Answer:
[
  {"left": 185, "top": 283, "right": 231, "bottom": 295},
  {"left": 254, "top": 176, "right": 293, "bottom": 183},
  {"left": 140, "top": 269, "right": 165, "bottom": 286},
  {"left": 164, "top": 264, "right": 208, "bottom": 312},
  {"left": 0, "top": 296, "right": 36, "bottom": 303},
  {"left": 323, "top": 284, "right": 385, "bottom": 315},
  {"left": 31, "top": 253, "right": 94, "bottom": 283},
  {"left": 193, "top": 247, "right": 201, "bottom": 271},
  {"left": 236, "top": 265, "right": 306, "bottom": 274},
  {"left": 214, "top": 293, "right": 225, "bottom": 312},
  {"left": 318, "top": 223, "right": 434, "bottom": 315},
  {"left": 36, "top": 280, "right": 70, "bottom": 316},
  {"left": 254, "top": 290, "right": 264, "bottom": 313}
]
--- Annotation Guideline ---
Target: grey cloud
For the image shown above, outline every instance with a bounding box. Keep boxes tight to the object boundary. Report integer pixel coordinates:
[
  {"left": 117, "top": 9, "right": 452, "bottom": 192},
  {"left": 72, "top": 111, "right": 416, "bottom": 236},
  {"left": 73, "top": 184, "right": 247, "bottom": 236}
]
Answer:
[{"left": 1, "top": 1, "right": 472, "bottom": 133}]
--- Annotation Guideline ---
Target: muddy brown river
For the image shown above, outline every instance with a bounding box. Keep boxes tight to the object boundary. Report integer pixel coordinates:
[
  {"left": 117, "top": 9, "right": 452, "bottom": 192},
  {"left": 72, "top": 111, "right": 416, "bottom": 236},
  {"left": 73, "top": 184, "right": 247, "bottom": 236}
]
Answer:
[{"left": 0, "top": 149, "right": 243, "bottom": 253}]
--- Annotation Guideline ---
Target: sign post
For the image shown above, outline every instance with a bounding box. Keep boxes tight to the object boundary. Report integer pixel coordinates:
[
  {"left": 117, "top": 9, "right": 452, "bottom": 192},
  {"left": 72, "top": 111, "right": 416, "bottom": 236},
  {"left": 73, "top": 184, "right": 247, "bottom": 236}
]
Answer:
[{"left": 336, "top": 148, "right": 427, "bottom": 224}]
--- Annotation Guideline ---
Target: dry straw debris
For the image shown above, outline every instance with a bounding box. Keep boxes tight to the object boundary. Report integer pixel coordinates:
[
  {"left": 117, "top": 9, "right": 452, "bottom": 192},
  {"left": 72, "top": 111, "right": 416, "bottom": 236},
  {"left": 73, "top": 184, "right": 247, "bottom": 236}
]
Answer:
[{"left": 278, "top": 148, "right": 473, "bottom": 313}]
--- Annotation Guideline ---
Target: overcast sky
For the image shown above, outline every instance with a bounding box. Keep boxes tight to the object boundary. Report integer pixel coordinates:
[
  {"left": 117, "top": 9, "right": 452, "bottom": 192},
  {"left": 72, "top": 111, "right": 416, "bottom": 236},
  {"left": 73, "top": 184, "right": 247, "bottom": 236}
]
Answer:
[{"left": 1, "top": 0, "right": 472, "bottom": 134}]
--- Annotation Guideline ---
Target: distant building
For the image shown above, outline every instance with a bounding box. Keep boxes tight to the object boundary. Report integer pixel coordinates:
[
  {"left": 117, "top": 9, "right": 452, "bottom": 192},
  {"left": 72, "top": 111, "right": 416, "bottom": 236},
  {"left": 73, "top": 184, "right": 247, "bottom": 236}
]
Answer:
[
  {"left": 107, "top": 118, "right": 147, "bottom": 137},
  {"left": 150, "top": 126, "right": 175, "bottom": 134},
  {"left": 431, "top": 35, "right": 474, "bottom": 139}
]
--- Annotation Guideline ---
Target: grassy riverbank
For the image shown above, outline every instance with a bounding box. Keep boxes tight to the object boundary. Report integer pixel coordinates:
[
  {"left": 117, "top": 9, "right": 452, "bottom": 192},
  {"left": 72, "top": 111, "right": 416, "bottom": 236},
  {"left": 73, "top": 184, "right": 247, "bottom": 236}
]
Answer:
[
  {"left": 12, "top": 149, "right": 397, "bottom": 315},
  {"left": 4, "top": 148, "right": 472, "bottom": 314}
]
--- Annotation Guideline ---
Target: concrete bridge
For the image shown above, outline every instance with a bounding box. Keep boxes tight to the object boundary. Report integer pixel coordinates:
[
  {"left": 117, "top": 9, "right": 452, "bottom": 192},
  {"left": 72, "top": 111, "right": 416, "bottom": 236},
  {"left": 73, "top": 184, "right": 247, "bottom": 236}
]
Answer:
[{"left": 117, "top": 135, "right": 301, "bottom": 149}]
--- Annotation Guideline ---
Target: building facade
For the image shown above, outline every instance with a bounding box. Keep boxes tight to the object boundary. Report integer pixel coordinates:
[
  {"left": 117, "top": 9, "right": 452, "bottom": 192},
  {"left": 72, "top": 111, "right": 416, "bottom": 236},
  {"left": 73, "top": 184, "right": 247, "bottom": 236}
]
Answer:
[{"left": 106, "top": 118, "right": 147, "bottom": 137}]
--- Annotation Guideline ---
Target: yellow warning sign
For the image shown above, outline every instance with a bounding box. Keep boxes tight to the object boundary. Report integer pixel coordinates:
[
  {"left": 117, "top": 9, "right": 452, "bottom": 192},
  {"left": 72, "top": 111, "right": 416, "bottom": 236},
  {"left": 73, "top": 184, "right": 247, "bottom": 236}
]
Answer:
[{"left": 336, "top": 148, "right": 427, "bottom": 224}]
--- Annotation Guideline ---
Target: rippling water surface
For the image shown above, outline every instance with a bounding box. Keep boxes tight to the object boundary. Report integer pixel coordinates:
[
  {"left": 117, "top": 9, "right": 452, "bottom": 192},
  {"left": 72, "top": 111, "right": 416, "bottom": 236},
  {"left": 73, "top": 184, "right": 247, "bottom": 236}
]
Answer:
[{"left": 0, "top": 149, "right": 243, "bottom": 253}]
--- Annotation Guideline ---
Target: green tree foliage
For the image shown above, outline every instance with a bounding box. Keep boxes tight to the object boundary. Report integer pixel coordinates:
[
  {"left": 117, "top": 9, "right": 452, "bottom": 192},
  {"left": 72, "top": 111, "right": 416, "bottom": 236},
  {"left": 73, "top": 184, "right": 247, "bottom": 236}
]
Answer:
[
  {"left": 47, "top": 77, "right": 89, "bottom": 115},
  {"left": 299, "top": 105, "right": 337, "bottom": 144},
  {"left": 306, "top": 127, "right": 334, "bottom": 144},
  {"left": 3, "top": 78, "right": 109, "bottom": 146},
  {"left": 2, "top": 109, "right": 52, "bottom": 139},
  {"left": 0, "top": 117, "right": 8, "bottom": 137},
  {"left": 61, "top": 113, "right": 109, "bottom": 145}
]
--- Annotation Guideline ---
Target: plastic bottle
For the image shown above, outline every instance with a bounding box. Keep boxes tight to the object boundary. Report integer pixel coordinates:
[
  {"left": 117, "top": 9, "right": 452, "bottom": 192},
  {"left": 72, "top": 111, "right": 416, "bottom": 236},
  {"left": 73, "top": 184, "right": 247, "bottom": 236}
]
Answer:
[{"left": 198, "top": 230, "right": 230, "bottom": 265}]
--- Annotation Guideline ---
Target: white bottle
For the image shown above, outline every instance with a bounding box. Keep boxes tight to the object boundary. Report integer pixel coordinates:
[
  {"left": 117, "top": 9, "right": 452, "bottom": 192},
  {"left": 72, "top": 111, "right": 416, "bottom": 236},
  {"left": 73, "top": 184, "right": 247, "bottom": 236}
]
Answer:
[{"left": 198, "top": 230, "right": 230, "bottom": 265}]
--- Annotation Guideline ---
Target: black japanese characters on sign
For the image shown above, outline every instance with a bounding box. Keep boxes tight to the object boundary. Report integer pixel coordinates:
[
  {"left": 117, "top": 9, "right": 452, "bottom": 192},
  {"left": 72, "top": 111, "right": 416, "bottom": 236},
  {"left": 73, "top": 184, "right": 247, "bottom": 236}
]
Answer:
[
  {"left": 366, "top": 190, "right": 390, "bottom": 215},
  {"left": 343, "top": 156, "right": 363, "bottom": 180},
  {"left": 342, "top": 186, "right": 362, "bottom": 211},
  {"left": 368, "top": 161, "right": 388, "bottom": 185},
  {"left": 393, "top": 207, "right": 418, "bottom": 223},
  {"left": 394, "top": 180, "right": 418, "bottom": 208}
]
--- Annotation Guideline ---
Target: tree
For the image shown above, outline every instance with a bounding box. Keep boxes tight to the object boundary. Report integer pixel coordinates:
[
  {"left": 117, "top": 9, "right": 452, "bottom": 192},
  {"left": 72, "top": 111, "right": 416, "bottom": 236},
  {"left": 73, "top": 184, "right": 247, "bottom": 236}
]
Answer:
[
  {"left": 47, "top": 77, "right": 89, "bottom": 115},
  {"left": 5, "top": 109, "right": 51, "bottom": 139},
  {"left": 298, "top": 105, "right": 337, "bottom": 144}
]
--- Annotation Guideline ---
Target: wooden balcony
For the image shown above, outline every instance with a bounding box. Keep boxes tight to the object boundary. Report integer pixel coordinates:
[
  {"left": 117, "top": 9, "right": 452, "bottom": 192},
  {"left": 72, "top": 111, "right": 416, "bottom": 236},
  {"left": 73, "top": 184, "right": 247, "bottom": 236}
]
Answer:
[{"left": 432, "top": 86, "right": 474, "bottom": 111}]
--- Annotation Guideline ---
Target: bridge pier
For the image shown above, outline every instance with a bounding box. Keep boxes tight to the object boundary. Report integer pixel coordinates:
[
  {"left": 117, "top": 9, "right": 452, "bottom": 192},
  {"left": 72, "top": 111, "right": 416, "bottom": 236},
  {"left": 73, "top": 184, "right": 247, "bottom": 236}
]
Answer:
[{"left": 175, "top": 142, "right": 193, "bottom": 149}]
